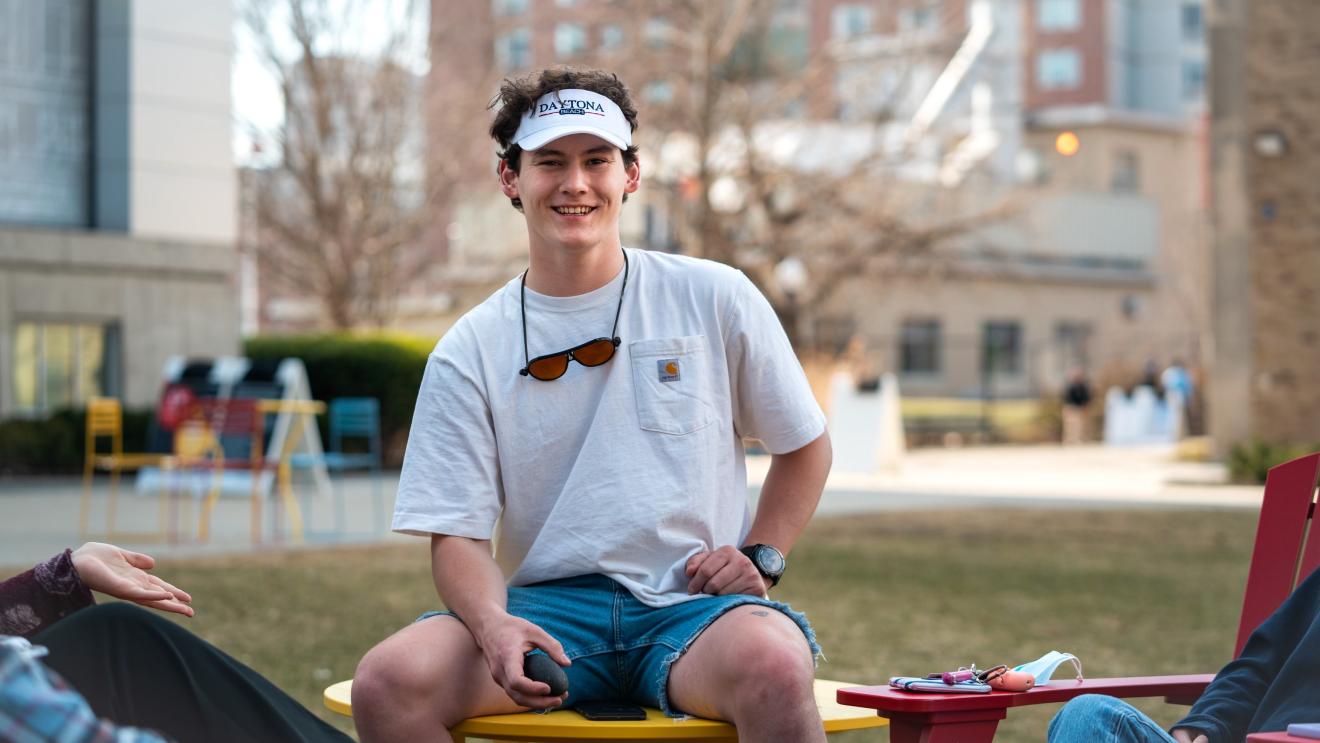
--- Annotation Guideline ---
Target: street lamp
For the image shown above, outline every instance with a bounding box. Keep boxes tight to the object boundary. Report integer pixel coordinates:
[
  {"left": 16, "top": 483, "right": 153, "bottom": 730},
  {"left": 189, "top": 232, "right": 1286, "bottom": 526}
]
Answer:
[
  {"left": 774, "top": 256, "right": 809, "bottom": 350},
  {"left": 1252, "top": 129, "right": 1289, "bottom": 158},
  {"left": 774, "top": 255, "right": 808, "bottom": 296}
]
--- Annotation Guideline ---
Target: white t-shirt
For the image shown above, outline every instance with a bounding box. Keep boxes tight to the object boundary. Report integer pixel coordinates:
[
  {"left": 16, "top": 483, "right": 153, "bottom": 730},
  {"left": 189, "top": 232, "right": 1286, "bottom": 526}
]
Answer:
[{"left": 393, "top": 248, "right": 825, "bottom": 607}]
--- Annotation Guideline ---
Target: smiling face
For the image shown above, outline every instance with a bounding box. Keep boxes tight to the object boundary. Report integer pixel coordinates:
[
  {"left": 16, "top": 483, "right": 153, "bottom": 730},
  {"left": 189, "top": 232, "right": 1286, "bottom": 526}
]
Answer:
[{"left": 499, "top": 133, "right": 640, "bottom": 257}]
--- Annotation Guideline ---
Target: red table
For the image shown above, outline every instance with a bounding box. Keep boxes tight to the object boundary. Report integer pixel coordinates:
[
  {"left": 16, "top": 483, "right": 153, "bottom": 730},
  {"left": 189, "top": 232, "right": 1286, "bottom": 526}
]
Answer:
[{"left": 837, "top": 675, "right": 1213, "bottom": 743}]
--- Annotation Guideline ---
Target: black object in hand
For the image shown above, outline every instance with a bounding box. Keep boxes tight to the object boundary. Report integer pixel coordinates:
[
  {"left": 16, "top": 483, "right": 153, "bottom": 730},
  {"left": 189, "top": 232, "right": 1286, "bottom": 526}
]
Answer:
[{"left": 524, "top": 653, "right": 569, "bottom": 696}]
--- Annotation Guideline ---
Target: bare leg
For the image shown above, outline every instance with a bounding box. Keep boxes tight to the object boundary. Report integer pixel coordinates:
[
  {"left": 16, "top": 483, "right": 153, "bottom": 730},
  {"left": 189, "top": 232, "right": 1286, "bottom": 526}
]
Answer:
[
  {"left": 666, "top": 605, "right": 824, "bottom": 743},
  {"left": 353, "top": 615, "right": 524, "bottom": 743}
]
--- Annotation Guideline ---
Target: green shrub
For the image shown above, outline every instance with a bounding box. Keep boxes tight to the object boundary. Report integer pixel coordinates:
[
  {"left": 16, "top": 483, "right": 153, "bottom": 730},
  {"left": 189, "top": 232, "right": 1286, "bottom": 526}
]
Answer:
[
  {"left": 0, "top": 407, "right": 153, "bottom": 476},
  {"left": 1226, "top": 439, "right": 1320, "bottom": 484},
  {"left": 244, "top": 333, "right": 435, "bottom": 467}
]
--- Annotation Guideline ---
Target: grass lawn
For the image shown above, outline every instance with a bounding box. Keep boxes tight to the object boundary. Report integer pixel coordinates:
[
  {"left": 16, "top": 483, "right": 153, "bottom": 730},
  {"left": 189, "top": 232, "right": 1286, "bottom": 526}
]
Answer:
[{"left": 19, "top": 507, "right": 1258, "bottom": 742}]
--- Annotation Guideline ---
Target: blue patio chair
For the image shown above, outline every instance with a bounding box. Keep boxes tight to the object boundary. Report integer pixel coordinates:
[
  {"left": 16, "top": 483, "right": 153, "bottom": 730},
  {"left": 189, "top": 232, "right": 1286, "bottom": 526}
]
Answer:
[{"left": 293, "top": 397, "right": 384, "bottom": 536}]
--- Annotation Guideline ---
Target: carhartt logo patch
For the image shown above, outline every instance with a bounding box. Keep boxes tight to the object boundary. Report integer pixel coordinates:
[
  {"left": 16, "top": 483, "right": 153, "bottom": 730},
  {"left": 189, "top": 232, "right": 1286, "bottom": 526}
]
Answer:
[{"left": 657, "top": 359, "right": 680, "bottom": 382}]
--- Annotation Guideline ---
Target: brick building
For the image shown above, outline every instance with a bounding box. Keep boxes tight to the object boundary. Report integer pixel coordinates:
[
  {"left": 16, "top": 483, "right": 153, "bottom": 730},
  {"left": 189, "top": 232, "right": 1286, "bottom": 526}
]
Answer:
[
  {"left": 1207, "top": 0, "right": 1320, "bottom": 449},
  {"left": 426, "top": 0, "right": 1212, "bottom": 403}
]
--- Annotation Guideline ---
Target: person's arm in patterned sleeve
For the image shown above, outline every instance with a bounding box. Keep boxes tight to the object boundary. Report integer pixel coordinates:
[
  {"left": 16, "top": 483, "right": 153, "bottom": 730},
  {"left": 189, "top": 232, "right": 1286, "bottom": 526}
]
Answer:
[
  {"left": 1, "top": 543, "right": 192, "bottom": 638},
  {"left": 0, "top": 550, "right": 94, "bottom": 638}
]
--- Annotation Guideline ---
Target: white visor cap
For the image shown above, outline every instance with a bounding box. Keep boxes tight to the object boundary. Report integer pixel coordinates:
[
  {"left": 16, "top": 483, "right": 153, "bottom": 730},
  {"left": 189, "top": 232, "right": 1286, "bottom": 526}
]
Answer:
[{"left": 511, "top": 89, "right": 632, "bottom": 152}]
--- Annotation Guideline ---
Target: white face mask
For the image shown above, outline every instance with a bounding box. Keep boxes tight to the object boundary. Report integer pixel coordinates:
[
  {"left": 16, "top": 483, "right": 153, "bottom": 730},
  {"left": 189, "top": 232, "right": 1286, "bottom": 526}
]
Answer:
[{"left": 1013, "top": 651, "right": 1083, "bottom": 685}]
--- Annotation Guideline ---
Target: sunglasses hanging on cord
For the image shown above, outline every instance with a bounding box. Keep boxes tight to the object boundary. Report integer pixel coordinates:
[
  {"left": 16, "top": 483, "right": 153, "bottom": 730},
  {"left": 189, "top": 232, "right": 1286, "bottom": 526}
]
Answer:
[{"left": 519, "top": 249, "right": 628, "bottom": 381}]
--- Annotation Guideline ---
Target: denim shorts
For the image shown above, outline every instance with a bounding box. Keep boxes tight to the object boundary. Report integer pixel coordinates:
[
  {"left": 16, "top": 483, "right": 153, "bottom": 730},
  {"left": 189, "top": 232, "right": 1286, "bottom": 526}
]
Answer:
[{"left": 417, "top": 573, "right": 819, "bottom": 716}]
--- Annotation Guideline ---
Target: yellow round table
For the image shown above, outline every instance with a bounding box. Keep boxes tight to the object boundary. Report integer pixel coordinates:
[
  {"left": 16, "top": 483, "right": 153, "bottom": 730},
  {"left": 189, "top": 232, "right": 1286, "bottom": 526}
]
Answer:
[{"left": 324, "top": 678, "right": 885, "bottom": 741}]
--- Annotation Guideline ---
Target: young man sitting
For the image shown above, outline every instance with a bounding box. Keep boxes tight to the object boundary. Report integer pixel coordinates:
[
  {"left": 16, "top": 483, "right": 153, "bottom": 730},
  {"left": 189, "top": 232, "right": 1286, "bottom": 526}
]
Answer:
[{"left": 350, "top": 68, "right": 833, "bottom": 743}]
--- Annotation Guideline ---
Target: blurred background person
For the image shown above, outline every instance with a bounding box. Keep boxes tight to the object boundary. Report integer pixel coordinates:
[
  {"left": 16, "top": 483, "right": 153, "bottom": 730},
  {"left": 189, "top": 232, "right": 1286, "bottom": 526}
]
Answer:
[{"left": 1061, "top": 366, "right": 1093, "bottom": 445}]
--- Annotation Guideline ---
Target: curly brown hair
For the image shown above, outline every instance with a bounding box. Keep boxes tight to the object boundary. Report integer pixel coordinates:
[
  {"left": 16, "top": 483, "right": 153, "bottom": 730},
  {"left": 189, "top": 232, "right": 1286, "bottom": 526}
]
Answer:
[{"left": 489, "top": 68, "right": 640, "bottom": 210}]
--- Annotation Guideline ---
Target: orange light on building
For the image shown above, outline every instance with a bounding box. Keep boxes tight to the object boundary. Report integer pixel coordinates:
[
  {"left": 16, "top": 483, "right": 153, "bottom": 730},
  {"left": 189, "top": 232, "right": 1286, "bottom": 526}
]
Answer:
[{"left": 1055, "top": 131, "right": 1081, "bottom": 156}]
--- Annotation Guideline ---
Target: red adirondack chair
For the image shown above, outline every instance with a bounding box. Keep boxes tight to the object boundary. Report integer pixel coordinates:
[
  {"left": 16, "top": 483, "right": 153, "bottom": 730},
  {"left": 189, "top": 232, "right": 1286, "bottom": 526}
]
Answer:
[{"left": 837, "top": 452, "right": 1320, "bottom": 743}]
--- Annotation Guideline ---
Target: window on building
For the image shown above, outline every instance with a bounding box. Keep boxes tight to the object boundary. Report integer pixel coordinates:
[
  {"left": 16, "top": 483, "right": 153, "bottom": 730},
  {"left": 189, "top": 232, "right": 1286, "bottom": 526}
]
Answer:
[
  {"left": 1037, "top": 0, "right": 1081, "bottom": 31},
  {"left": 981, "top": 321, "right": 1022, "bottom": 375},
  {"left": 831, "top": 5, "right": 873, "bottom": 41},
  {"left": 0, "top": 0, "right": 91, "bottom": 229},
  {"left": 766, "top": 24, "right": 809, "bottom": 72},
  {"left": 12, "top": 321, "right": 119, "bottom": 415},
  {"left": 494, "top": 28, "right": 532, "bottom": 70},
  {"left": 642, "top": 79, "right": 674, "bottom": 104},
  {"left": 899, "top": 5, "right": 939, "bottom": 35},
  {"left": 1111, "top": 149, "right": 1140, "bottom": 193},
  {"left": 1037, "top": 48, "right": 1081, "bottom": 89},
  {"left": 813, "top": 316, "right": 857, "bottom": 357},
  {"left": 1182, "top": 60, "right": 1206, "bottom": 101},
  {"left": 599, "top": 24, "right": 624, "bottom": 52},
  {"left": 900, "top": 319, "right": 942, "bottom": 375},
  {"left": 774, "top": 0, "right": 807, "bottom": 24},
  {"left": 555, "top": 0, "right": 581, "bottom": 6},
  {"left": 644, "top": 17, "right": 673, "bottom": 49},
  {"left": 554, "top": 23, "right": 588, "bottom": 58},
  {"left": 1181, "top": 2, "right": 1204, "bottom": 41},
  {"left": 1053, "top": 321, "right": 1092, "bottom": 379},
  {"left": 491, "top": 0, "right": 528, "bottom": 16}
]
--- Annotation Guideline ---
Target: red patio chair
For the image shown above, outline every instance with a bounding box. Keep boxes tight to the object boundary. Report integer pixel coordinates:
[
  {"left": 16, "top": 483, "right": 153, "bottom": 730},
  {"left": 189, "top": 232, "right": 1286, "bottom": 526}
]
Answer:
[
  {"left": 166, "top": 398, "right": 298, "bottom": 543},
  {"left": 837, "top": 451, "right": 1320, "bottom": 743}
]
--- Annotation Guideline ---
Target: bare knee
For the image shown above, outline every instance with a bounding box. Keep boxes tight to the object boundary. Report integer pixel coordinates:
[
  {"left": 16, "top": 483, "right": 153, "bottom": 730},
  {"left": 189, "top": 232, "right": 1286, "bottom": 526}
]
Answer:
[
  {"left": 353, "top": 616, "right": 511, "bottom": 737},
  {"left": 354, "top": 634, "right": 466, "bottom": 729},
  {"left": 354, "top": 641, "right": 424, "bottom": 716},
  {"left": 729, "top": 639, "right": 815, "bottom": 712}
]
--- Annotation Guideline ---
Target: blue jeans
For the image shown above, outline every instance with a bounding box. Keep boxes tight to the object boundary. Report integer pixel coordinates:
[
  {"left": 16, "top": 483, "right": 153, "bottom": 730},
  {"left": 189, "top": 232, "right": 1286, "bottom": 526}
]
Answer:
[
  {"left": 1048, "top": 695, "right": 1177, "bottom": 743},
  {"left": 417, "top": 574, "right": 818, "bottom": 716}
]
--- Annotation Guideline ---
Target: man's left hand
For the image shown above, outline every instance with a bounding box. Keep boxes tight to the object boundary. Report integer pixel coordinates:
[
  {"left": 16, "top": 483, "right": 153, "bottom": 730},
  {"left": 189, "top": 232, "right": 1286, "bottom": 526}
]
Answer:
[{"left": 685, "top": 546, "right": 770, "bottom": 597}]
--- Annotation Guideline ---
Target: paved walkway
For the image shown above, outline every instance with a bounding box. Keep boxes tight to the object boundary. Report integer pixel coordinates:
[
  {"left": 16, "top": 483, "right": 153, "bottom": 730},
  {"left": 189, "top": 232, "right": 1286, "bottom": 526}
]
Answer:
[
  {"left": 0, "top": 444, "right": 1258, "bottom": 568},
  {"left": 752, "top": 442, "right": 1261, "bottom": 515}
]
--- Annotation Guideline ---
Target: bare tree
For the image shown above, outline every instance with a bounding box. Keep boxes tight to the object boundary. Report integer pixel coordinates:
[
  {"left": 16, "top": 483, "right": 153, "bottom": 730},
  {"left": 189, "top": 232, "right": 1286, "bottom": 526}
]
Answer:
[
  {"left": 601, "top": 0, "right": 1010, "bottom": 351},
  {"left": 241, "top": 0, "right": 442, "bottom": 330}
]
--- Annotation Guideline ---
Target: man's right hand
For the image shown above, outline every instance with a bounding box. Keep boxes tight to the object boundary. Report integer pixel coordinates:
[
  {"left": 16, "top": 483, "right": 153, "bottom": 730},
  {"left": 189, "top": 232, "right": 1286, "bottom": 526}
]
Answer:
[
  {"left": 1171, "top": 728, "right": 1208, "bottom": 743},
  {"left": 475, "top": 613, "right": 571, "bottom": 709}
]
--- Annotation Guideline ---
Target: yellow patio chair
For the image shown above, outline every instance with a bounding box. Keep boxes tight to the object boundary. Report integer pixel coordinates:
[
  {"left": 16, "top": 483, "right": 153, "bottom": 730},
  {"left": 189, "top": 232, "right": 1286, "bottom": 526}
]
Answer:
[
  {"left": 158, "top": 412, "right": 226, "bottom": 542},
  {"left": 80, "top": 397, "right": 168, "bottom": 538},
  {"left": 323, "top": 677, "right": 885, "bottom": 741}
]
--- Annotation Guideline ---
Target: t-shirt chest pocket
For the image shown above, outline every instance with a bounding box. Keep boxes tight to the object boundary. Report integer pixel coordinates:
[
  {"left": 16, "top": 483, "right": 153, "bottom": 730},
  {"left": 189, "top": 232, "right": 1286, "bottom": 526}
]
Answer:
[{"left": 629, "top": 336, "right": 717, "bottom": 435}]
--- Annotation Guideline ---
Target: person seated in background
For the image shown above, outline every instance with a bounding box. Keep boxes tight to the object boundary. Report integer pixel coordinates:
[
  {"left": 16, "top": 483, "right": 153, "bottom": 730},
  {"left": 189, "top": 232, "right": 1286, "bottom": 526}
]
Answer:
[
  {"left": 1060, "top": 366, "right": 1092, "bottom": 445},
  {"left": 1, "top": 541, "right": 351, "bottom": 743},
  {"left": 1048, "top": 567, "right": 1320, "bottom": 743}
]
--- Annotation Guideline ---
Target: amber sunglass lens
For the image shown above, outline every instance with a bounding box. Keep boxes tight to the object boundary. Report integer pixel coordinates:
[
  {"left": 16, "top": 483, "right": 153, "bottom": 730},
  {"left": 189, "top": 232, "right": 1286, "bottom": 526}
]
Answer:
[
  {"left": 574, "top": 339, "right": 616, "bottom": 367},
  {"left": 528, "top": 354, "right": 570, "bottom": 380}
]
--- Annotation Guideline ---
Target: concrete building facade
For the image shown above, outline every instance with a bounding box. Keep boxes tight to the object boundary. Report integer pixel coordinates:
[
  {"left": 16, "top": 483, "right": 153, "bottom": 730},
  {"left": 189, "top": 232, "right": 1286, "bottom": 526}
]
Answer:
[{"left": 0, "top": 0, "right": 238, "bottom": 418}]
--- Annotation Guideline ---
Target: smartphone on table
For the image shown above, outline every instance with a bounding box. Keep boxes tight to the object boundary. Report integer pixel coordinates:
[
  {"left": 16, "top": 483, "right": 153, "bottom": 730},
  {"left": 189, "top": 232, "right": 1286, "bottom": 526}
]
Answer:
[{"left": 574, "top": 700, "right": 648, "bottom": 721}]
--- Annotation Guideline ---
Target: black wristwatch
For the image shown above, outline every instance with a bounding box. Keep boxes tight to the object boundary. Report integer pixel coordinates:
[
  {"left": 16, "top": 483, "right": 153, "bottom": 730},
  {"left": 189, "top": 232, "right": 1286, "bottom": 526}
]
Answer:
[{"left": 740, "top": 543, "right": 786, "bottom": 588}]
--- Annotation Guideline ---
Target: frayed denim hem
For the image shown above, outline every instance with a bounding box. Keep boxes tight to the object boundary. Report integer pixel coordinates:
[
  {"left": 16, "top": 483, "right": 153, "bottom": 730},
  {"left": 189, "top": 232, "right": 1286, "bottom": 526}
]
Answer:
[{"left": 653, "top": 596, "right": 820, "bottom": 718}]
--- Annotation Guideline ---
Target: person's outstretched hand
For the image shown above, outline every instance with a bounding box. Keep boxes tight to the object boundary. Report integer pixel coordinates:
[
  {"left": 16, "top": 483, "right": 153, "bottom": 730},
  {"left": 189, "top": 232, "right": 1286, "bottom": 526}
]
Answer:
[
  {"left": 1172, "top": 728, "right": 1208, "bottom": 743},
  {"left": 71, "top": 542, "right": 194, "bottom": 617}
]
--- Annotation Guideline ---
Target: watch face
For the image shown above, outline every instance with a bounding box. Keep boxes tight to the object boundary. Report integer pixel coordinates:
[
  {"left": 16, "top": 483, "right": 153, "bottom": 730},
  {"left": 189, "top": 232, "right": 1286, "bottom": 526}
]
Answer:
[{"left": 757, "top": 545, "right": 785, "bottom": 574}]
